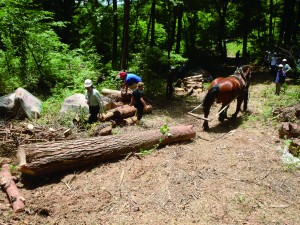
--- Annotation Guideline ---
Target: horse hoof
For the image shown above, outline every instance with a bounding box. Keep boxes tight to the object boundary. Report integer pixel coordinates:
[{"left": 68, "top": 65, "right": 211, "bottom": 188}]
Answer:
[
  {"left": 203, "top": 124, "right": 209, "bottom": 131},
  {"left": 232, "top": 114, "right": 237, "bottom": 119}
]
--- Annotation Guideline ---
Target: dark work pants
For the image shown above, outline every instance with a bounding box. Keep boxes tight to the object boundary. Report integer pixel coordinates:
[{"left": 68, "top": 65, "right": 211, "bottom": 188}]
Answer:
[
  {"left": 88, "top": 105, "right": 100, "bottom": 124},
  {"left": 135, "top": 106, "right": 144, "bottom": 120}
]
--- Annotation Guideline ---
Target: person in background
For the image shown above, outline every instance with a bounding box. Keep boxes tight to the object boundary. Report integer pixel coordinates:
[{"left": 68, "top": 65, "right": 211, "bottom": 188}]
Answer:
[
  {"left": 274, "top": 64, "right": 286, "bottom": 96},
  {"left": 119, "top": 71, "right": 142, "bottom": 95},
  {"left": 264, "top": 51, "right": 271, "bottom": 69},
  {"left": 270, "top": 53, "right": 277, "bottom": 80},
  {"left": 129, "top": 82, "right": 147, "bottom": 123},
  {"left": 282, "top": 58, "right": 291, "bottom": 76},
  {"left": 84, "top": 79, "right": 103, "bottom": 124}
]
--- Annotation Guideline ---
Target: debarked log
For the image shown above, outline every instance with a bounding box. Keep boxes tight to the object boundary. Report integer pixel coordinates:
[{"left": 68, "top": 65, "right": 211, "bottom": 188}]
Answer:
[
  {"left": 18, "top": 125, "right": 196, "bottom": 176},
  {"left": 0, "top": 164, "right": 25, "bottom": 212}
]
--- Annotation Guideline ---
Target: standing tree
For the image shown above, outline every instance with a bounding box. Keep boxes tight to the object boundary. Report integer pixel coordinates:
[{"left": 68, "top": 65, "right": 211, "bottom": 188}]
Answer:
[
  {"left": 112, "top": 0, "right": 118, "bottom": 69},
  {"left": 121, "top": 0, "right": 130, "bottom": 70}
]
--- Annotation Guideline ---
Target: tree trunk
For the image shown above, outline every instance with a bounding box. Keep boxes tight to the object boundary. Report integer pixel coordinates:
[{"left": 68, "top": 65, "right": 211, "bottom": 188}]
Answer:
[
  {"left": 0, "top": 164, "right": 25, "bottom": 212},
  {"left": 112, "top": 0, "right": 118, "bottom": 70},
  {"left": 18, "top": 125, "right": 196, "bottom": 176},
  {"left": 175, "top": 5, "right": 183, "bottom": 54},
  {"left": 121, "top": 0, "right": 130, "bottom": 70},
  {"left": 150, "top": 0, "right": 156, "bottom": 47},
  {"left": 268, "top": 0, "right": 273, "bottom": 46}
]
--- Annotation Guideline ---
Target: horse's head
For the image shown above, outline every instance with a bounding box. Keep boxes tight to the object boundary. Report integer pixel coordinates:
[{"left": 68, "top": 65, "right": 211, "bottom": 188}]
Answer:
[{"left": 235, "top": 65, "right": 252, "bottom": 85}]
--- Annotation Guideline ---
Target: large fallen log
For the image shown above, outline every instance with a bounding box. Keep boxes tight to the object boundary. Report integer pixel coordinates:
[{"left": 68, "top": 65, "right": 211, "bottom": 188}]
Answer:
[
  {"left": 18, "top": 125, "right": 196, "bottom": 176},
  {"left": 0, "top": 164, "right": 25, "bottom": 212}
]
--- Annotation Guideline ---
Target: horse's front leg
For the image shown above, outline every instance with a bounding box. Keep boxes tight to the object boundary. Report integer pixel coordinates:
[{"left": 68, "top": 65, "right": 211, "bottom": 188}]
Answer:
[
  {"left": 203, "top": 106, "right": 210, "bottom": 131},
  {"left": 232, "top": 96, "right": 243, "bottom": 118},
  {"left": 243, "top": 88, "right": 249, "bottom": 111}
]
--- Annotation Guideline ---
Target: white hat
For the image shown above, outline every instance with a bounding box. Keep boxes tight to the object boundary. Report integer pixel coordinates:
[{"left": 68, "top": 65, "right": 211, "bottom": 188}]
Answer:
[
  {"left": 282, "top": 59, "right": 287, "bottom": 62},
  {"left": 278, "top": 64, "right": 283, "bottom": 68},
  {"left": 84, "top": 79, "right": 92, "bottom": 87}
]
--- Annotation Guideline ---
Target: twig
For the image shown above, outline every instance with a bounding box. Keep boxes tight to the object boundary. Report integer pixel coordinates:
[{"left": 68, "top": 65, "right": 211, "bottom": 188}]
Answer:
[{"left": 61, "top": 180, "right": 71, "bottom": 190}]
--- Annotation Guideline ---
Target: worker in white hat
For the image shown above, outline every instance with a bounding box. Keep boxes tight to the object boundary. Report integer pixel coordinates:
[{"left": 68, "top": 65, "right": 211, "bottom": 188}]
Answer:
[
  {"left": 84, "top": 79, "right": 103, "bottom": 124},
  {"left": 274, "top": 64, "right": 286, "bottom": 95},
  {"left": 281, "top": 58, "right": 291, "bottom": 75}
]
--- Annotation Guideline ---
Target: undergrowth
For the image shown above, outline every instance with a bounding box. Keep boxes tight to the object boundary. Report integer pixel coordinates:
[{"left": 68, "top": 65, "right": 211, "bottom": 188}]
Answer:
[{"left": 242, "top": 82, "right": 299, "bottom": 128}]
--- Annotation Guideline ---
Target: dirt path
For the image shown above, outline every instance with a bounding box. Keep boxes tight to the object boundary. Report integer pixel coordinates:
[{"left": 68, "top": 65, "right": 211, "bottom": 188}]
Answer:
[{"left": 1, "top": 73, "right": 300, "bottom": 225}]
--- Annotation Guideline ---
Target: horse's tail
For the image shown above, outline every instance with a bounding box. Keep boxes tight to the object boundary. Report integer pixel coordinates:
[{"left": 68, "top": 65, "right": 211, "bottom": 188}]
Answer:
[{"left": 203, "top": 84, "right": 219, "bottom": 110}]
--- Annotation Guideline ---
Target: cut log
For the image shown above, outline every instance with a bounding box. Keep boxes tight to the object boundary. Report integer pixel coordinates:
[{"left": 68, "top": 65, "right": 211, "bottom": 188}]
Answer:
[
  {"left": 92, "top": 123, "right": 113, "bottom": 136},
  {"left": 101, "top": 88, "right": 122, "bottom": 99},
  {"left": 18, "top": 125, "right": 196, "bottom": 176},
  {"left": 100, "top": 105, "right": 136, "bottom": 122},
  {"left": 101, "top": 88, "right": 132, "bottom": 102},
  {"left": 0, "top": 164, "right": 25, "bottom": 212},
  {"left": 100, "top": 104, "right": 153, "bottom": 122},
  {"left": 279, "top": 122, "right": 300, "bottom": 138},
  {"left": 120, "top": 116, "right": 138, "bottom": 126}
]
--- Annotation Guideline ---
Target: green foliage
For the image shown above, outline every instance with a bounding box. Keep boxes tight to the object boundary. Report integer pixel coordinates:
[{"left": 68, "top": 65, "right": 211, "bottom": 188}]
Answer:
[
  {"left": 139, "top": 148, "right": 155, "bottom": 156},
  {"left": 240, "top": 82, "right": 299, "bottom": 129},
  {"left": 0, "top": 0, "right": 102, "bottom": 97},
  {"left": 235, "top": 193, "right": 246, "bottom": 204},
  {"left": 160, "top": 124, "right": 172, "bottom": 137},
  {"left": 129, "top": 46, "right": 187, "bottom": 95},
  {"left": 9, "top": 164, "right": 18, "bottom": 174},
  {"left": 284, "top": 139, "right": 293, "bottom": 148},
  {"left": 139, "top": 142, "right": 160, "bottom": 156}
]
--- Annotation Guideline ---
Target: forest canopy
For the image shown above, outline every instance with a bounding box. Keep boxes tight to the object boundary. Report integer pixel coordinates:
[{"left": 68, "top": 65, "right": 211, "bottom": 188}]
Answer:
[{"left": 0, "top": 0, "right": 299, "bottom": 97}]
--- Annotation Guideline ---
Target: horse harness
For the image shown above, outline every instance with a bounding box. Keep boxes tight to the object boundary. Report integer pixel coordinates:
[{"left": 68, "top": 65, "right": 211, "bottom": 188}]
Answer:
[{"left": 230, "top": 67, "right": 249, "bottom": 89}]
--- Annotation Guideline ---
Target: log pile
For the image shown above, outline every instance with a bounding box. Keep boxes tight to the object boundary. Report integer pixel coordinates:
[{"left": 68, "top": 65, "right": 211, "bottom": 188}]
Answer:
[
  {"left": 18, "top": 125, "right": 196, "bottom": 176},
  {"left": 174, "top": 74, "right": 205, "bottom": 97}
]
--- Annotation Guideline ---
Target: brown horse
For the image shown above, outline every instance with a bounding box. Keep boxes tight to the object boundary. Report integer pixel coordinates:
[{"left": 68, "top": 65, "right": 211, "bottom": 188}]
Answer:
[{"left": 202, "top": 65, "right": 252, "bottom": 130}]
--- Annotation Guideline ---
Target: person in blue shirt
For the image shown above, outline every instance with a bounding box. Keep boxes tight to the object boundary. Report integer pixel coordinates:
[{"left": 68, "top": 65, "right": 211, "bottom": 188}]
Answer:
[
  {"left": 84, "top": 79, "right": 103, "bottom": 124},
  {"left": 119, "top": 71, "right": 142, "bottom": 94},
  {"left": 274, "top": 64, "right": 286, "bottom": 95}
]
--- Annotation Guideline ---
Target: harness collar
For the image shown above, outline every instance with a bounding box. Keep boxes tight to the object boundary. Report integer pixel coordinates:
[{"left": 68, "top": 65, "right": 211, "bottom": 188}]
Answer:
[{"left": 230, "top": 67, "right": 249, "bottom": 87}]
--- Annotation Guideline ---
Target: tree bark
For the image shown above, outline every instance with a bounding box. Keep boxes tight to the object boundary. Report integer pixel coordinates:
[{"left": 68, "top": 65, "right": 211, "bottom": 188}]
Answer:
[
  {"left": 121, "top": 0, "right": 130, "bottom": 70},
  {"left": 112, "top": 0, "right": 118, "bottom": 70},
  {"left": 150, "top": 0, "right": 156, "bottom": 47},
  {"left": 0, "top": 164, "right": 25, "bottom": 212},
  {"left": 18, "top": 125, "right": 196, "bottom": 176}
]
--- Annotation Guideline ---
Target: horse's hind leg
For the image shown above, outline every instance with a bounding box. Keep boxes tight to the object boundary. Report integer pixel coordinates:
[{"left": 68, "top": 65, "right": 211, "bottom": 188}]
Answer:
[
  {"left": 218, "top": 104, "right": 229, "bottom": 122},
  {"left": 232, "top": 96, "right": 243, "bottom": 118},
  {"left": 243, "top": 89, "right": 249, "bottom": 111},
  {"left": 203, "top": 105, "right": 211, "bottom": 131}
]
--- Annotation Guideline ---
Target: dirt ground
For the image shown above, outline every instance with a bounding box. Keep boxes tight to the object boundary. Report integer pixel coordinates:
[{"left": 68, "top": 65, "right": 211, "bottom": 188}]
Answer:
[{"left": 1, "top": 71, "right": 300, "bottom": 225}]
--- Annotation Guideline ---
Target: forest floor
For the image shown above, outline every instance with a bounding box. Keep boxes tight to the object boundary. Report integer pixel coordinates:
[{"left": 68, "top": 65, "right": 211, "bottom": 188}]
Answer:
[{"left": 0, "top": 70, "right": 300, "bottom": 225}]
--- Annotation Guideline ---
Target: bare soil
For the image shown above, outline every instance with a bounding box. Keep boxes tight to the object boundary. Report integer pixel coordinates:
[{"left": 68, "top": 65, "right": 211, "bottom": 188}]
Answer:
[{"left": 1, "top": 72, "right": 300, "bottom": 225}]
